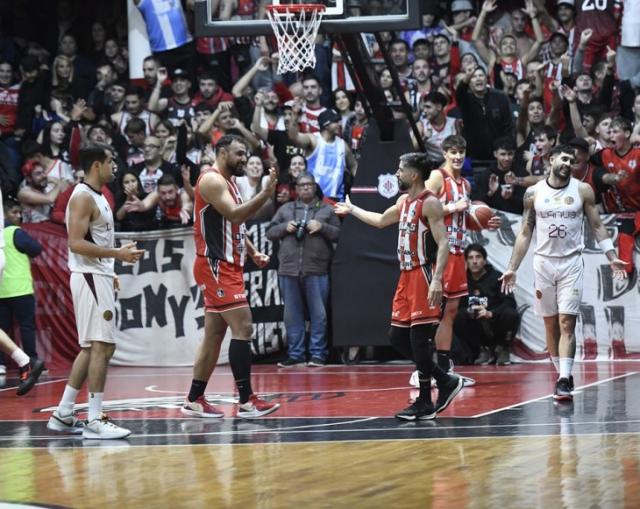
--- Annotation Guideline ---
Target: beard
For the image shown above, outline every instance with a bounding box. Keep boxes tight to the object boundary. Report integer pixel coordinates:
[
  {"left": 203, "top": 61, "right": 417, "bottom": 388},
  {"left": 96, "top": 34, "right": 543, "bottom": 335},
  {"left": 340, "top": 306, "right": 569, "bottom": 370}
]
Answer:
[
  {"left": 398, "top": 178, "right": 409, "bottom": 191},
  {"left": 229, "top": 162, "right": 245, "bottom": 177}
]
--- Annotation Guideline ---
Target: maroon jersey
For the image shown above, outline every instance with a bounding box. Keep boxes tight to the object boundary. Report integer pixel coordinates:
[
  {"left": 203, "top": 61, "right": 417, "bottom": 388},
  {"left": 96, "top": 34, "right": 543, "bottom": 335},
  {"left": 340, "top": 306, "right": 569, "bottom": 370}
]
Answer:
[
  {"left": 575, "top": 0, "right": 621, "bottom": 40},
  {"left": 193, "top": 168, "right": 247, "bottom": 266},
  {"left": 0, "top": 83, "right": 19, "bottom": 135}
]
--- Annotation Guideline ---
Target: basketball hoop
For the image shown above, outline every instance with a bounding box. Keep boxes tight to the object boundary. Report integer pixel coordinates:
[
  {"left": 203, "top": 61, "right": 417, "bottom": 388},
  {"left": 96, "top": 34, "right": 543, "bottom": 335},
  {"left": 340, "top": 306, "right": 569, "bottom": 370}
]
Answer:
[{"left": 266, "top": 4, "right": 326, "bottom": 74}]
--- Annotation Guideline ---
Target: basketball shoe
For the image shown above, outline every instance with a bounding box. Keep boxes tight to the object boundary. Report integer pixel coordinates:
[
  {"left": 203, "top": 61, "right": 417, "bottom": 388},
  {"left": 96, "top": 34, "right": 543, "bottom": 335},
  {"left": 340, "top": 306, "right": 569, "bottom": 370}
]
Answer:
[
  {"left": 181, "top": 396, "right": 225, "bottom": 418},
  {"left": 395, "top": 398, "right": 437, "bottom": 421},
  {"left": 0, "top": 364, "right": 5, "bottom": 375},
  {"left": 553, "top": 378, "right": 573, "bottom": 401},
  {"left": 83, "top": 414, "right": 131, "bottom": 439},
  {"left": 47, "top": 410, "right": 85, "bottom": 434},
  {"left": 435, "top": 375, "right": 464, "bottom": 413},
  {"left": 237, "top": 395, "right": 280, "bottom": 418},
  {"left": 409, "top": 360, "right": 476, "bottom": 388},
  {"left": 16, "top": 359, "right": 45, "bottom": 396}
]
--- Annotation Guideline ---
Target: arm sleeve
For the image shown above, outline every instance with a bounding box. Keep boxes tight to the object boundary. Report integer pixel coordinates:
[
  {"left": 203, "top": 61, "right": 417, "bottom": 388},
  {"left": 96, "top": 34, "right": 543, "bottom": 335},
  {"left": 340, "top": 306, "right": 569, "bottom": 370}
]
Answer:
[{"left": 13, "top": 228, "right": 43, "bottom": 257}]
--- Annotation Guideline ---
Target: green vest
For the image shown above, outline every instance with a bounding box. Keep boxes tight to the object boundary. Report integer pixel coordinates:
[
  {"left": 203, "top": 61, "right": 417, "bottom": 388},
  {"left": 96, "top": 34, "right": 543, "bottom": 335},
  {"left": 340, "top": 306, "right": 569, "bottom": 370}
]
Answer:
[{"left": 0, "top": 225, "right": 35, "bottom": 298}]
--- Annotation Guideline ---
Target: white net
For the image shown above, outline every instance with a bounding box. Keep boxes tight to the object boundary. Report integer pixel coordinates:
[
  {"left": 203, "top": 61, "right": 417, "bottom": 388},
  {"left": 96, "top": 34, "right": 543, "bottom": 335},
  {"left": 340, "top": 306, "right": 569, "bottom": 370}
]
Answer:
[{"left": 266, "top": 5, "right": 325, "bottom": 74}]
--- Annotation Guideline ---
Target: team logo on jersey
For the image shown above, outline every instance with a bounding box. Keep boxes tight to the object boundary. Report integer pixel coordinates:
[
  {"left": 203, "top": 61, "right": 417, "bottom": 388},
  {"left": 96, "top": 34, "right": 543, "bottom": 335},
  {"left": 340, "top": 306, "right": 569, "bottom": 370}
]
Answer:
[
  {"left": 565, "top": 196, "right": 574, "bottom": 205},
  {"left": 377, "top": 174, "right": 399, "bottom": 199},
  {"left": 103, "top": 310, "right": 113, "bottom": 321},
  {"left": 630, "top": 160, "right": 637, "bottom": 169},
  {"left": 216, "top": 288, "right": 225, "bottom": 298}
]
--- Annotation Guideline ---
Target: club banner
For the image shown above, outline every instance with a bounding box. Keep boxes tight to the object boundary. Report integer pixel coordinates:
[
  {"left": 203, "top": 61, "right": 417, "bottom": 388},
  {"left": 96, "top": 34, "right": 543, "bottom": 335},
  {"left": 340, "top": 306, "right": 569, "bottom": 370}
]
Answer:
[
  {"left": 24, "top": 222, "right": 285, "bottom": 367},
  {"left": 473, "top": 211, "right": 640, "bottom": 361}
]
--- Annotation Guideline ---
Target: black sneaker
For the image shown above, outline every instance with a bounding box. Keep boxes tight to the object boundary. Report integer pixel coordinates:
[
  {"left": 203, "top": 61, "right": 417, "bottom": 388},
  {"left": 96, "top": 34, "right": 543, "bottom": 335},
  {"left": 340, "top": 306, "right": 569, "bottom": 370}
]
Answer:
[
  {"left": 435, "top": 375, "right": 464, "bottom": 413},
  {"left": 553, "top": 377, "right": 573, "bottom": 401},
  {"left": 307, "top": 357, "right": 326, "bottom": 367},
  {"left": 395, "top": 398, "right": 436, "bottom": 421},
  {"left": 17, "top": 359, "right": 45, "bottom": 396},
  {"left": 277, "top": 357, "right": 306, "bottom": 368}
]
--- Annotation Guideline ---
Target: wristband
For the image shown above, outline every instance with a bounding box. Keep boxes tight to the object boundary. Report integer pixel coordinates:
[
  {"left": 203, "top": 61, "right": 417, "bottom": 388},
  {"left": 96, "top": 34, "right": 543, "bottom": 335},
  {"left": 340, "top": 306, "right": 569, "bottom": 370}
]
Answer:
[{"left": 598, "top": 238, "right": 614, "bottom": 253}]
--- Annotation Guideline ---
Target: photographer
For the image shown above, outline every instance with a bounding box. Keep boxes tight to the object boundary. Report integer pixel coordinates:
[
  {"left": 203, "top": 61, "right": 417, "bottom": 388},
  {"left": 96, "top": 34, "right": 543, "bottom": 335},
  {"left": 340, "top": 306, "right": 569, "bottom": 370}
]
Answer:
[
  {"left": 266, "top": 173, "right": 340, "bottom": 367},
  {"left": 454, "top": 244, "right": 520, "bottom": 365}
]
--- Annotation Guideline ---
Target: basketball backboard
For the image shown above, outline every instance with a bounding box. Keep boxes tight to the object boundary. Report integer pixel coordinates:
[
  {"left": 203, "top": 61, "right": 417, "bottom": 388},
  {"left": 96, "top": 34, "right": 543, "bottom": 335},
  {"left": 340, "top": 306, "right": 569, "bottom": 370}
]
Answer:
[{"left": 194, "top": 0, "right": 421, "bottom": 37}]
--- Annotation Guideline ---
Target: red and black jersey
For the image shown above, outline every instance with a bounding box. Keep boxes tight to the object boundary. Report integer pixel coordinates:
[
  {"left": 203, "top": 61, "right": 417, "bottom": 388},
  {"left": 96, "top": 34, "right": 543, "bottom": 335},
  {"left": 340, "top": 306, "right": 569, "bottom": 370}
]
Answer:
[
  {"left": 193, "top": 167, "right": 247, "bottom": 267},
  {"left": 397, "top": 190, "right": 438, "bottom": 271},
  {"left": 593, "top": 147, "right": 640, "bottom": 212},
  {"left": 575, "top": 0, "right": 622, "bottom": 40}
]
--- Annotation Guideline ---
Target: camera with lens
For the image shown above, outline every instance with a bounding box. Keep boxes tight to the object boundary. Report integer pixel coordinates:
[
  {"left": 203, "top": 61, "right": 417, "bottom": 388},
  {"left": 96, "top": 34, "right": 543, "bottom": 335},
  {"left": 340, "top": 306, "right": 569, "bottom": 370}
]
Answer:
[
  {"left": 295, "top": 218, "right": 308, "bottom": 241},
  {"left": 295, "top": 209, "right": 309, "bottom": 241},
  {"left": 467, "top": 295, "right": 483, "bottom": 318}
]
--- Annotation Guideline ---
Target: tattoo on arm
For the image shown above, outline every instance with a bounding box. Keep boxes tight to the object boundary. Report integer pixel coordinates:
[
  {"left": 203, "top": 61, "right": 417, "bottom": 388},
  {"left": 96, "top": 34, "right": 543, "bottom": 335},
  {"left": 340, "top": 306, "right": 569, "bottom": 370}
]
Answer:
[
  {"left": 522, "top": 188, "right": 536, "bottom": 229},
  {"left": 525, "top": 207, "right": 536, "bottom": 228}
]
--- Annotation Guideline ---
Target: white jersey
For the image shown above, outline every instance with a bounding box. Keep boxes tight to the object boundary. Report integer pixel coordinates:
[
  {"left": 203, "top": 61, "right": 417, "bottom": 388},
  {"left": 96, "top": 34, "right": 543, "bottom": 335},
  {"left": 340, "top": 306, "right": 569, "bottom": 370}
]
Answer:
[
  {"left": 420, "top": 116, "right": 457, "bottom": 163},
  {"left": 533, "top": 177, "right": 585, "bottom": 258},
  {"left": 66, "top": 183, "right": 115, "bottom": 276}
]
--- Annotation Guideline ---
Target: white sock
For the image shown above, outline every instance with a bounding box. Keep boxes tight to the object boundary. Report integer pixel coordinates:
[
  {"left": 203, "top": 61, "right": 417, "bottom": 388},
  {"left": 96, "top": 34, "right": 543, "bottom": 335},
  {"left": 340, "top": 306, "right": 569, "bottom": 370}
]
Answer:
[
  {"left": 559, "top": 358, "right": 574, "bottom": 380},
  {"left": 58, "top": 385, "right": 80, "bottom": 416},
  {"left": 88, "top": 392, "right": 104, "bottom": 422},
  {"left": 550, "top": 356, "right": 560, "bottom": 373},
  {"left": 10, "top": 348, "right": 30, "bottom": 368}
]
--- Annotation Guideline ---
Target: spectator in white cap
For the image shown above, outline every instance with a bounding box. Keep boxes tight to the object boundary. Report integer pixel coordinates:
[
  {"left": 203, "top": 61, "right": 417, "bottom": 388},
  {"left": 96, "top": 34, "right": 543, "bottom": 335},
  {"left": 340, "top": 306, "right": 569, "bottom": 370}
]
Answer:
[{"left": 450, "top": 1, "right": 477, "bottom": 42}]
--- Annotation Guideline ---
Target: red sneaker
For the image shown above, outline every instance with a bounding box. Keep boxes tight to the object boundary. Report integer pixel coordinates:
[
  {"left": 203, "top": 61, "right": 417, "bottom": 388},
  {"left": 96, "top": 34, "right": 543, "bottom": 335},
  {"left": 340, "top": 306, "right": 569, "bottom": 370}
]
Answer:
[
  {"left": 181, "top": 396, "right": 225, "bottom": 418},
  {"left": 237, "top": 395, "right": 280, "bottom": 418}
]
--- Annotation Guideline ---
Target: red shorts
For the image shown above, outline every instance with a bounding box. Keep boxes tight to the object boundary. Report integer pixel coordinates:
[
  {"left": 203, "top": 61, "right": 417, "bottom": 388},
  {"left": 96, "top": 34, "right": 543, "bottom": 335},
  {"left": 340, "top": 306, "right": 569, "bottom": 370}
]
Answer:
[
  {"left": 391, "top": 266, "right": 442, "bottom": 328},
  {"left": 193, "top": 256, "right": 248, "bottom": 313},
  {"left": 443, "top": 252, "right": 468, "bottom": 299}
]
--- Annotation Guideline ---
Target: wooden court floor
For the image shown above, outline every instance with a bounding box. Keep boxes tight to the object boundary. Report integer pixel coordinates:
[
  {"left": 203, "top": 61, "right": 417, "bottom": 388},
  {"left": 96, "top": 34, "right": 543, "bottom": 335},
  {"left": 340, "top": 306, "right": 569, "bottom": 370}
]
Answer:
[{"left": 1, "top": 363, "right": 639, "bottom": 508}]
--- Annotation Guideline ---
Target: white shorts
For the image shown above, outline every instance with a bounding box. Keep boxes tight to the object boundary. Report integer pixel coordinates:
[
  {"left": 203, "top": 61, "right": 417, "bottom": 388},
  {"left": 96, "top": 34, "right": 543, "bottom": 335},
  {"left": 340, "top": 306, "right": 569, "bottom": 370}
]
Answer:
[
  {"left": 70, "top": 272, "right": 116, "bottom": 348},
  {"left": 533, "top": 254, "right": 583, "bottom": 317}
]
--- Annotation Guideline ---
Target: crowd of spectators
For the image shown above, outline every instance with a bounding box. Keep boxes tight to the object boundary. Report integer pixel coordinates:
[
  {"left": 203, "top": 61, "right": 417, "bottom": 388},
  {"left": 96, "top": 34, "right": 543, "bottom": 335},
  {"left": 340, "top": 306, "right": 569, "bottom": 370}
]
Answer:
[
  {"left": 0, "top": 0, "right": 637, "bottom": 234},
  {"left": 0, "top": 1, "right": 638, "bottom": 365}
]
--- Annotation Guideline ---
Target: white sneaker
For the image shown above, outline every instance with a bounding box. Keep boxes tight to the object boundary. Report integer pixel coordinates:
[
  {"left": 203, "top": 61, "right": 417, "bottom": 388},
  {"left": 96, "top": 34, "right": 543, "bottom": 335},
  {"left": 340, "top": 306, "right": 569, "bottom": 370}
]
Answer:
[
  {"left": 47, "top": 410, "right": 85, "bottom": 434},
  {"left": 0, "top": 365, "right": 6, "bottom": 375},
  {"left": 237, "top": 395, "right": 280, "bottom": 419},
  {"left": 181, "top": 396, "right": 224, "bottom": 418},
  {"left": 409, "top": 370, "right": 438, "bottom": 388},
  {"left": 82, "top": 415, "right": 131, "bottom": 439},
  {"left": 449, "top": 359, "right": 476, "bottom": 387}
]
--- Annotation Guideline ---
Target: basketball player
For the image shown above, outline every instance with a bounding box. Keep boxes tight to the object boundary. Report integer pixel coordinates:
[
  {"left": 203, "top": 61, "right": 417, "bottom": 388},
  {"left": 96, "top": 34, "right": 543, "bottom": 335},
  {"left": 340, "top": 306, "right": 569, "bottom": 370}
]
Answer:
[
  {"left": 414, "top": 135, "right": 500, "bottom": 389},
  {"left": 500, "top": 145, "right": 627, "bottom": 401},
  {"left": 0, "top": 190, "right": 44, "bottom": 395},
  {"left": 47, "top": 143, "right": 144, "bottom": 439},
  {"left": 335, "top": 152, "right": 463, "bottom": 420},
  {"left": 182, "top": 134, "right": 280, "bottom": 419}
]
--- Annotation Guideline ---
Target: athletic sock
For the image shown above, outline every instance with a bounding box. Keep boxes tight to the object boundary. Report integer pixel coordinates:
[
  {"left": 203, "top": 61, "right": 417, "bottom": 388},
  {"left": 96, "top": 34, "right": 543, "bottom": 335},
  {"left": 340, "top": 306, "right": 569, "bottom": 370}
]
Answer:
[
  {"left": 187, "top": 379, "right": 208, "bottom": 402},
  {"left": 88, "top": 392, "right": 104, "bottom": 422},
  {"left": 559, "top": 357, "right": 574, "bottom": 380},
  {"left": 229, "top": 339, "right": 253, "bottom": 404},
  {"left": 11, "top": 349, "right": 30, "bottom": 369},
  {"left": 436, "top": 350, "right": 451, "bottom": 372},
  {"left": 409, "top": 335, "right": 434, "bottom": 404},
  {"left": 551, "top": 356, "right": 560, "bottom": 373},
  {"left": 58, "top": 385, "right": 80, "bottom": 416},
  {"left": 431, "top": 365, "right": 450, "bottom": 386}
]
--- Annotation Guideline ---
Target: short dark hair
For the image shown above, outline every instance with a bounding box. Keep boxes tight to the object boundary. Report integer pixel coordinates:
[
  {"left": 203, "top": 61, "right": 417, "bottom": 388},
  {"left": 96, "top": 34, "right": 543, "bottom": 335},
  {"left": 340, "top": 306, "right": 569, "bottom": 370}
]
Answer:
[
  {"left": 389, "top": 38, "right": 409, "bottom": 51},
  {"left": 549, "top": 144, "right": 575, "bottom": 158},
  {"left": 528, "top": 95, "right": 544, "bottom": 107},
  {"left": 215, "top": 134, "right": 247, "bottom": 154},
  {"left": 3, "top": 197, "right": 19, "bottom": 212},
  {"left": 79, "top": 142, "right": 114, "bottom": 173},
  {"left": 493, "top": 136, "right": 516, "bottom": 152},
  {"left": 158, "top": 174, "right": 178, "bottom": 187},
  {"left": 464, "top": 243, "right": 487, "bottom": 260},
  {"left": 143, "top": 55, "right": 160, "bottom": 65},
  {"left": 125, "top": 117, "right": 146, "bottom": 135},
  {"left": 532, "top": 125, "right": 557, "bottom": 143},
  {"left": 125, "top": 85, "right": 143, "bottom": 97},
  {"left": 301, "top": 73, "right": 321, "bottom": 86},
  {"left": 610, "top": 116, "right": 632, "bottom": 134},
  {"left": 199, "top": 70, "right": 216, "bottom": 82},
  {"left": 399, "top": 152, "right": 431, "bottom": 179},
  {"left": 442, "top": 134, "right": 467, "bottom": 152},
  {"left": 424, "top": 91, "right": 448, "bottom": 108},
  {"left": 412, "top": 38, "right": 429, "bottom": 49}
]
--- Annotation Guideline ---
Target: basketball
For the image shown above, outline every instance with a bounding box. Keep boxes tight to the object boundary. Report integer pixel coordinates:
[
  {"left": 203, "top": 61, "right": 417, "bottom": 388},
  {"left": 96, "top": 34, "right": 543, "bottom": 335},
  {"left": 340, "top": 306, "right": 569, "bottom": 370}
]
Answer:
[{"left": 467, "top": 201, "right": 494, "bottom": 231}]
